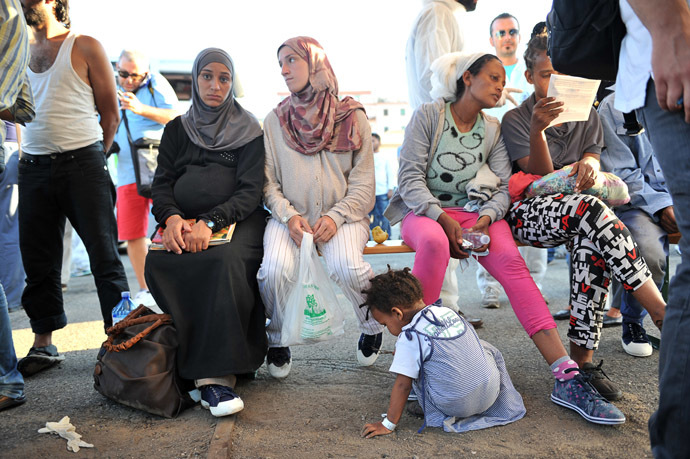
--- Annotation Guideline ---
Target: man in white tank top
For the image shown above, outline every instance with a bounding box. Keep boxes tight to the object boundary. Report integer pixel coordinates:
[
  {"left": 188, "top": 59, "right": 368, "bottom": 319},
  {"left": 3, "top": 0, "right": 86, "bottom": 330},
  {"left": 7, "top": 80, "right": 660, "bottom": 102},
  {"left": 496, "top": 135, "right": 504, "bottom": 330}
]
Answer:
[{"left": 17, "top": 0, "right": 129, "bottom": 377}]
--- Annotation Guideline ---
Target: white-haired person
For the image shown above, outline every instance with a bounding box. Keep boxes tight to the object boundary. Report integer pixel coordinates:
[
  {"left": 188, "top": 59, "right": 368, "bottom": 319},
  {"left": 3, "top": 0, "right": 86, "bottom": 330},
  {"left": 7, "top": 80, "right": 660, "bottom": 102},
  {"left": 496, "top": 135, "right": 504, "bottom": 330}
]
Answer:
[{"left": 385, "top": 51, "right": 626, "bottom": 425}]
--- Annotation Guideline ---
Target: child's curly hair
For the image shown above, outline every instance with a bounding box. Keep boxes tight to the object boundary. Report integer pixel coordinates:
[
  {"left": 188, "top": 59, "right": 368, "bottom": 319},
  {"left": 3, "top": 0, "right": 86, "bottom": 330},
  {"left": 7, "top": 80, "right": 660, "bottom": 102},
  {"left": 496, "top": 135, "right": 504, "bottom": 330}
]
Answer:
[
  {"left": 524, "top": 27, "right": 548, "bottom": 72},
  {"left": 360, "top": 266, "right": 424, "bottom": 317}
]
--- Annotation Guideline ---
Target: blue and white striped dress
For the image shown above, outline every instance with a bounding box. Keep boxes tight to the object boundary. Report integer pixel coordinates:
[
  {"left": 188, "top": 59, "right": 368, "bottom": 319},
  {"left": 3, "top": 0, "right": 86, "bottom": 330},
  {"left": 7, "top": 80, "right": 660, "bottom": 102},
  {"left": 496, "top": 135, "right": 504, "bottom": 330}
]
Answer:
[{"left": 390, "top": 305, "right": 526, "bottom": 433}]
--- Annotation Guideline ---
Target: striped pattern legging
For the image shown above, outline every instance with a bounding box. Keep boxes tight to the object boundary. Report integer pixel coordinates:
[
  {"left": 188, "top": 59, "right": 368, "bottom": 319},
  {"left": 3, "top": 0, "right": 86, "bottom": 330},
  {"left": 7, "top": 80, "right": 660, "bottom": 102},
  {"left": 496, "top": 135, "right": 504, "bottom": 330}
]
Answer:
[
  {"left": 257, "top": 218, "right": 384, "bottom": 346},
  {"left": 508, "top": 193, "right": 652, "bottom": 349}
]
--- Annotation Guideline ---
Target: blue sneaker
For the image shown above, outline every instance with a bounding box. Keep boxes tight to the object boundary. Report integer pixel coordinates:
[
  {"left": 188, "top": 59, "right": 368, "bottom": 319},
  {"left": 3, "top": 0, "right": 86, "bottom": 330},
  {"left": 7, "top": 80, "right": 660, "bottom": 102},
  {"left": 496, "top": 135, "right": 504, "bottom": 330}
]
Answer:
[
  {"left": 200, "top": 385, "right": 244, "bottom": 417},
  {"left": 551, "top": 369, "right": 625, "bottom": 425}
]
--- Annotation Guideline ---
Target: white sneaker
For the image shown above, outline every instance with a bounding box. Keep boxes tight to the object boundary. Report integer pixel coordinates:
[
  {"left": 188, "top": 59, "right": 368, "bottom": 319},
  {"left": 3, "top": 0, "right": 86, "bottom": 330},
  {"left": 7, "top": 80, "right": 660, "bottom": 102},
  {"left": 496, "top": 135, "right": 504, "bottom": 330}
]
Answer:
[
  {"left": 134, "top": 289, "right": 157, "bottom": 308},
  {"left": 621, "top": 322, "right": 653, "bottom": 357},
  {"left": 356, "top": 333, "right": 382, "bottom": 366},
  {"left": 200, "top": 385, "right": 244, "bottom": 417},
  {"left": 267, "top": 347, "right": 292, "bottom": 379},
  {"left": 481, "top": 287, "right": 500, "bottom": 309}
]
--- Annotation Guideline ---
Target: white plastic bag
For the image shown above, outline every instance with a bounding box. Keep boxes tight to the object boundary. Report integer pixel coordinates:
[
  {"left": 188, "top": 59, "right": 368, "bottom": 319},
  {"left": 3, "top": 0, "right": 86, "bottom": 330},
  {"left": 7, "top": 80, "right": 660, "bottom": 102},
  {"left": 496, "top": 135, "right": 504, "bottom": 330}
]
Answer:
[{"left": 279, "top": 233, "right": 345, "bottom": 346}]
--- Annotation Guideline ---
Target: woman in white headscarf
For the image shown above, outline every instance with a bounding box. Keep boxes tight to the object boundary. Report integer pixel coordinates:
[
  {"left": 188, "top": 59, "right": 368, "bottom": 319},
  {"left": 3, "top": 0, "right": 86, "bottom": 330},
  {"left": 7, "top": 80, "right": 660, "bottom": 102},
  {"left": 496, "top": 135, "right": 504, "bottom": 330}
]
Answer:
[
  {"left": 145, "top": 48, "right": 268, "bottom": 418},
  {"left": 386, "top": 52, "right": 626, "bottom": 425}
]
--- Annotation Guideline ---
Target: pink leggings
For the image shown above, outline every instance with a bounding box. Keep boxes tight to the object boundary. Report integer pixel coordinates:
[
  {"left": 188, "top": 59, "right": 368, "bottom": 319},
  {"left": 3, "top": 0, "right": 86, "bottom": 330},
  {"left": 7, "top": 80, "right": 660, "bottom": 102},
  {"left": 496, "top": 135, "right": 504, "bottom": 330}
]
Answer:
[{"left": 401, "top": 209, "right": 556, "bottom": 337}]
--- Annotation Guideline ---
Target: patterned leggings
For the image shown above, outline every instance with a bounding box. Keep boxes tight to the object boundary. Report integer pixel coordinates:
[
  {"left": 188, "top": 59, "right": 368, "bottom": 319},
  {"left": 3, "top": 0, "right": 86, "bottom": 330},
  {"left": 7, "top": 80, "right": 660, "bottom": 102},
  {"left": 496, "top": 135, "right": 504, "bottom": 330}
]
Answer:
[{"left": 507, "top": 194, "right": 652, "bottom": 349}]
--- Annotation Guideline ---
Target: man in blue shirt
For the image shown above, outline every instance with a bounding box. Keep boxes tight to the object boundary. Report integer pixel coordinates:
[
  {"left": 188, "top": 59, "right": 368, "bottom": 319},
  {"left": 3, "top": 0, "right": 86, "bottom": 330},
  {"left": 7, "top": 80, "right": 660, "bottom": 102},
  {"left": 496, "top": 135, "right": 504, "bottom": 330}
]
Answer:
[
  {"left": 113, "top": 50, "right": 178, "bottom": 307},
  {"left": 598, "top": 90, "right": 676, "bottom": 357}
]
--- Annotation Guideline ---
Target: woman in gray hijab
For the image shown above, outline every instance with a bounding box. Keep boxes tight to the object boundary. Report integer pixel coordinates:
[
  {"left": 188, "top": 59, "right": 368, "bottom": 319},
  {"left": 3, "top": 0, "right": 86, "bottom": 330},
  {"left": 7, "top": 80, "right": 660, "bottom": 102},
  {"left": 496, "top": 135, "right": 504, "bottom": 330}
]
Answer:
[{"left": 145, "top": 48, "right": 268, "bottom": 418}]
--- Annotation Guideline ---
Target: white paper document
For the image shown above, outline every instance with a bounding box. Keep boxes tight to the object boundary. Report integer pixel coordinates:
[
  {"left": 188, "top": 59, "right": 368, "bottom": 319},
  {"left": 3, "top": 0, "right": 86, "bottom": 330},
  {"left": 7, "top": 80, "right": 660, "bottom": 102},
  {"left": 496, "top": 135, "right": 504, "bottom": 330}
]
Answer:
[{"left": 546, "top": 74, "right": 600, "bottom": 127}]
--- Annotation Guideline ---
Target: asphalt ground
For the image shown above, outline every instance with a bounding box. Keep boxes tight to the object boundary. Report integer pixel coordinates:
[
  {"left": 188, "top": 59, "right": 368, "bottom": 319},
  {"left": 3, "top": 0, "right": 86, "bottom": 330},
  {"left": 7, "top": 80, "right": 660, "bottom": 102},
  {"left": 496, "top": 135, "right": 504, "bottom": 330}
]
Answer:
[{"left": 1, "top": 243, "right": 679, "bottom": 458}]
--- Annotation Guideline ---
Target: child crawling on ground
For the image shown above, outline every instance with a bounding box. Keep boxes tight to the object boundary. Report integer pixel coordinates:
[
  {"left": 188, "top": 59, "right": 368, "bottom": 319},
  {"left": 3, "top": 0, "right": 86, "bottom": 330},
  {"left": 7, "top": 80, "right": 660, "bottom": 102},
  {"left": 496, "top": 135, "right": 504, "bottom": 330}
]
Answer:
[{"left": 361, "top": 268, "right": 526, "bottom": 438}]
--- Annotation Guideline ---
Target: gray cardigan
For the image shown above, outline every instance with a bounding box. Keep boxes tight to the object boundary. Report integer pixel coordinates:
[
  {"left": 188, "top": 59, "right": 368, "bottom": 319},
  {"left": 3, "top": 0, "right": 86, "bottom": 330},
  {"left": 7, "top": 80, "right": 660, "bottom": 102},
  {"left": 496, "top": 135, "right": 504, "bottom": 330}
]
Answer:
[
  {"left": 263, "top": 109, "right": 375, "bottom": 228},
  {"left": 385, "top": 99, "right": 511, "bottom": 225}
]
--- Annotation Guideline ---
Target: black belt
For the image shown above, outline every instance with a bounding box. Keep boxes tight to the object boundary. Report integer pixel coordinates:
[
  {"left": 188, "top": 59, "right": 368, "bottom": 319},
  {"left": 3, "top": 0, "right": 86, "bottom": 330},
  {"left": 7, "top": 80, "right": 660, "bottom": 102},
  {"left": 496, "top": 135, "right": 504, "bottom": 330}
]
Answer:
[{"left": 21, "top": 142, "right": 105, "bottom": 164}]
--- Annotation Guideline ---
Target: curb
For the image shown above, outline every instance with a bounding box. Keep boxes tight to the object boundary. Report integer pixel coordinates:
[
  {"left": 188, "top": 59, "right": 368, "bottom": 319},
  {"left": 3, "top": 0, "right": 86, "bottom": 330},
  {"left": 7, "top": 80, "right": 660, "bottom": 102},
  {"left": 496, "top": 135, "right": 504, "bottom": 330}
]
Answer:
[{"left": 207, "top": 415, "right": 237, "bottom": 458}]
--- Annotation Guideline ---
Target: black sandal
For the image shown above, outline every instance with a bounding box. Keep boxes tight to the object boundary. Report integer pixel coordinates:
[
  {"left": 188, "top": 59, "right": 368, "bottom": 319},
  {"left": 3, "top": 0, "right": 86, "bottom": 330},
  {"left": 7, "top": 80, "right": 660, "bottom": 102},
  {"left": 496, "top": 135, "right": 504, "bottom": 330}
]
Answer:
[{"left": 17, "top": 344, "right": 65, "bottom": 377}]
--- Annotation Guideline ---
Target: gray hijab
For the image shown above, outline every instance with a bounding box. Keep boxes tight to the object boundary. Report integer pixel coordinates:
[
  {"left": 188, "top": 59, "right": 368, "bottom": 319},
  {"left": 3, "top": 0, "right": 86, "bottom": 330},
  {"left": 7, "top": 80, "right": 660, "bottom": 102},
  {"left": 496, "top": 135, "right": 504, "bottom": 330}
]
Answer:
[{"left": 181, "top": 48, "right": 262, "bottom": 152}]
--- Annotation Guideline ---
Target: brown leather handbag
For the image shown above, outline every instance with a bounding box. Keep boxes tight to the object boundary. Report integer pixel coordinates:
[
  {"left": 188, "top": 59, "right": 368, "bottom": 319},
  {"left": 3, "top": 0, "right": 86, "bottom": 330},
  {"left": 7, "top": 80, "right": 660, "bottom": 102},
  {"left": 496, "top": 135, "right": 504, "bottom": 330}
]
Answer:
[{"left": 93, "top": 305, "right": 195, "bottom": 418}]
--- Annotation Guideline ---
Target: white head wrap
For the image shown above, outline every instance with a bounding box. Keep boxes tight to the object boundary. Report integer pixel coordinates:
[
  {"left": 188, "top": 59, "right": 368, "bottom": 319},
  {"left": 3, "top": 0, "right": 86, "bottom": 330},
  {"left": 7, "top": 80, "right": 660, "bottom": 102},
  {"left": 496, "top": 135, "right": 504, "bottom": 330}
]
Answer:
[{"left": 430, "top": 51, "right": 485, "bottom": 101}]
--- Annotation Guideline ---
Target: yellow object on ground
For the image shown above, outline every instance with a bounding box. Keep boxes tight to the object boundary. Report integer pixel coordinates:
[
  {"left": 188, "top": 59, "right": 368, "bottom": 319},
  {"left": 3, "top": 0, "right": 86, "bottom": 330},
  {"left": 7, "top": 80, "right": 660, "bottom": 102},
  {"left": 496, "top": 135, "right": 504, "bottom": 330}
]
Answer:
[{"left": 372, "top": 226, "right": 389, "bottom": 244}]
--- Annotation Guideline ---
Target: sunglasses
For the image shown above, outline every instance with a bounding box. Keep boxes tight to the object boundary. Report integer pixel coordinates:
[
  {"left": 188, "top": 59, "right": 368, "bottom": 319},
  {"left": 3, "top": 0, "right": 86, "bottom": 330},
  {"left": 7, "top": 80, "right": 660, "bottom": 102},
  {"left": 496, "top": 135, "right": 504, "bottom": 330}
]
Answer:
[
  {"left": 494, "top": 29, "right": 519, "bottom": 38},
  {"left": 117, "top": 69, "right": 147, "bottom": 80}
]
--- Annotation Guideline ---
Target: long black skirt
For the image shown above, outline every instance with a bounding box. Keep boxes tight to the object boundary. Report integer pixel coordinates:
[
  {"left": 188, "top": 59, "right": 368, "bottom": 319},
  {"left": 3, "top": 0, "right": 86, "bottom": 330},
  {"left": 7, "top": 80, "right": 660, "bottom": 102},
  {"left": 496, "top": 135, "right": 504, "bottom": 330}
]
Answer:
[{"left": 145, "top": 208, "right": 268, "bottom": 380}]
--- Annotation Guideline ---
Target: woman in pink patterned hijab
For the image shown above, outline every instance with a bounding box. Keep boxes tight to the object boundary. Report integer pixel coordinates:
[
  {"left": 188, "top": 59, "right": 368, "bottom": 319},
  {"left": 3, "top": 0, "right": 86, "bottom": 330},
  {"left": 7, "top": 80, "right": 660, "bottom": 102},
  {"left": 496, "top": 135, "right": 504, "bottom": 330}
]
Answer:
[
  {"left": 274, "top": 36, "right": 365, "bottom": 155},
  {"left": 258, "top": 36, "right": 383, "bottom": 380}
]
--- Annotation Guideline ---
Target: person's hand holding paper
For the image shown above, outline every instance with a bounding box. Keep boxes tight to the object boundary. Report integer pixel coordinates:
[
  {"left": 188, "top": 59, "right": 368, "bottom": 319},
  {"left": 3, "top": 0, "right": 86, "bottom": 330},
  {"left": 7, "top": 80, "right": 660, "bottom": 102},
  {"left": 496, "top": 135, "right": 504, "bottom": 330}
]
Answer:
[
  {"left": 546, "top": 74, "right": 600, "bottom": 127},
  {"left": 532, "top": 96, "right": 564, "bottom": 132}
]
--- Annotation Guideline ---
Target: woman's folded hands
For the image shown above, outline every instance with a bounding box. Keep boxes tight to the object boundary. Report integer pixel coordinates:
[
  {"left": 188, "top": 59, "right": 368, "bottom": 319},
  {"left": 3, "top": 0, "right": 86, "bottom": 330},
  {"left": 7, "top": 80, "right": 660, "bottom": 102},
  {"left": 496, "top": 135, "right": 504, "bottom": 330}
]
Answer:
[{"left": 162, "top": 215, "right": 211, "bottom": 254}]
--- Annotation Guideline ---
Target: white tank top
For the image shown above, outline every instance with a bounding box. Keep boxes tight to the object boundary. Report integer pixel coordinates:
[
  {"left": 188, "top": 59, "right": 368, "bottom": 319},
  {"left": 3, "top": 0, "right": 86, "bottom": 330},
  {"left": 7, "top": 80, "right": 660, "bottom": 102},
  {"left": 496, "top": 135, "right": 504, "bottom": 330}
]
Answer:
[{"left": 22, "top": 32, "right": 103, "bottom": 155}]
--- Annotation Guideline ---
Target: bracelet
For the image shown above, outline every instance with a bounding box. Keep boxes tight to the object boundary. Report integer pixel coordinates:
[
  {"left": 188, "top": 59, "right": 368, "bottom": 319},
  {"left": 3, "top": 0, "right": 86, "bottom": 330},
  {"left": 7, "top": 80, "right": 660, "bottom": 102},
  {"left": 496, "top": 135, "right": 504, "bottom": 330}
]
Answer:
[{"left": 381, "top": 417, "right": 396, "bottom": 431}]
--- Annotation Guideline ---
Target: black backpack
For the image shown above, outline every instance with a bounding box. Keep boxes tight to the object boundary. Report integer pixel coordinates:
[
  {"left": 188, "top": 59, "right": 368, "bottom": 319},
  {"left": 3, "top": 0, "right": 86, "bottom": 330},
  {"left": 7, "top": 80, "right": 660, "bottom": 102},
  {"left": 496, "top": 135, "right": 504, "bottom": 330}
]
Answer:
[{"left": 546, "top": 0, "right": 627, "bottom": 81}]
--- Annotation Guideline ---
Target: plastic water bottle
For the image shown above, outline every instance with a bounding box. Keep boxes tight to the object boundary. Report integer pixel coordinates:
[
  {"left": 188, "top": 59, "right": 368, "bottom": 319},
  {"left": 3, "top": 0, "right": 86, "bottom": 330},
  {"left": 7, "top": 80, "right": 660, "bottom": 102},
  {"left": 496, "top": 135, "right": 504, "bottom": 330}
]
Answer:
[
  {"left": 112, "top": 291, "right": 134, "bottom": 325},
  {"left": 462, "top": 231, "right": 490, "bottom": 249}
]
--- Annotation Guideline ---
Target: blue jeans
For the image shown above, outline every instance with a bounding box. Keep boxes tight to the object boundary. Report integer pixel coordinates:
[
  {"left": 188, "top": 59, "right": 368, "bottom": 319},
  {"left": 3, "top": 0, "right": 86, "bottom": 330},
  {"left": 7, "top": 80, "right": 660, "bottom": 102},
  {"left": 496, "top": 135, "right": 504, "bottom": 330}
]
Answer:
[
  {"left": 637, "top": 80, "right": 690, "bottom": 459},
  {"left": 0, "top": 282, "right": 24, "bottom": 399},
  {"left": 611, "top": 208, "right": 668, "bottom": 325},
  {"left": 369, "top": 194, "right": 391, "bottom": 236},
  {"left": 0, "top": 146, "right": 24, "bottom": 311}
]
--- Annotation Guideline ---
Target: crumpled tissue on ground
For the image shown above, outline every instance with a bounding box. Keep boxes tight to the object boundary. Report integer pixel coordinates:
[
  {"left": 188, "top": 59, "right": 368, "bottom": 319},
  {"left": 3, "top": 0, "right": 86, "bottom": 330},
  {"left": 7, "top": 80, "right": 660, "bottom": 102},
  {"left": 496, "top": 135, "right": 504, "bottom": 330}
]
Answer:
[{"left": 38, "top": 416, "right": 94, "bottom": 452}]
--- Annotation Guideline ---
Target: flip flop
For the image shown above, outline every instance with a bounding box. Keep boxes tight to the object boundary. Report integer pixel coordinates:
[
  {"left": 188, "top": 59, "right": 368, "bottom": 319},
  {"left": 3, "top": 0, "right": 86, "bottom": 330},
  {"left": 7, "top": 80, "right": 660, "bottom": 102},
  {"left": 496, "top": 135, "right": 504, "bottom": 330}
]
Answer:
[{"left": 17, "top": 344, "right": 65, "bottom": 377}]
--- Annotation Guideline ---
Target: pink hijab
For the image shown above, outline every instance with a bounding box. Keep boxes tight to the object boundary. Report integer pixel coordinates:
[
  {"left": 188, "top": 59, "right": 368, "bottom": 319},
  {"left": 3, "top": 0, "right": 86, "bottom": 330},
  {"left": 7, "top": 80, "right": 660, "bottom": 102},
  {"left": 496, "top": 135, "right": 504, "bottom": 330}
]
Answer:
[{"left": 274, "top": 36, "right": 365, "bottom": 155}]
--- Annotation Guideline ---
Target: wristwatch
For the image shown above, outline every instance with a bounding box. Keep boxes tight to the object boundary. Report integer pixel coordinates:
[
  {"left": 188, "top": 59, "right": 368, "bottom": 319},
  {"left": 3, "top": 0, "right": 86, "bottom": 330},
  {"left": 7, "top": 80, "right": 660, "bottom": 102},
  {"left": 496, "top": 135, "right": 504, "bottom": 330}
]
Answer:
[{"left": 198, "top": 218, "right": 215, "bottom": 231}]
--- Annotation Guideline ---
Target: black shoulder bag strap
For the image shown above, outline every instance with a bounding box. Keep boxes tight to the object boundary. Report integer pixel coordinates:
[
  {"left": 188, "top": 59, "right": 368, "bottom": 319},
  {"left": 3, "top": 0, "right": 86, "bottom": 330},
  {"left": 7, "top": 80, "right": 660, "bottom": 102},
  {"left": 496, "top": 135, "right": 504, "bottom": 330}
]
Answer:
[
  {"left": 120, "top": 81, "right": 159, "bottom": 144},
  {"left": 148, "top": 83, "right": 158, "bottom": 107},
  {"left": 121, "top": 110, "right": 145, "bottom": 196}
]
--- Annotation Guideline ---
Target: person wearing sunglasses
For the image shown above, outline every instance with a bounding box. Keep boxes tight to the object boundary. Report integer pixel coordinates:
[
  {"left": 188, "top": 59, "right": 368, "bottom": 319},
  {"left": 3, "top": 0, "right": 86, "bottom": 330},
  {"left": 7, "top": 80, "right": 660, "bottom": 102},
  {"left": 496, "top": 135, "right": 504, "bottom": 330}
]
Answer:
[
  {"left": 486, "top": 13, "right": 532, "bottom": 119},
  {"left": 476, "top": 13, "right": 549, "bottom": 312},
  {"left": 115, "top": 51, "right": 178, "bottom": 125},
  {"left": 113, "top": 49, "right": 179, "bottom": 309}
]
